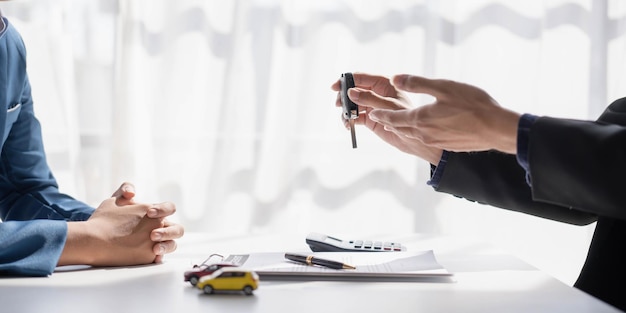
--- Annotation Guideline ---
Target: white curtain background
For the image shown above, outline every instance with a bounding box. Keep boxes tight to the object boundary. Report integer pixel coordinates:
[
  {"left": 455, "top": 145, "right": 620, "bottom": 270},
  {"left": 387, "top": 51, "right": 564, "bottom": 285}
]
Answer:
[{"left": 2, "top": 0, "right": 626, "bottom": 285}]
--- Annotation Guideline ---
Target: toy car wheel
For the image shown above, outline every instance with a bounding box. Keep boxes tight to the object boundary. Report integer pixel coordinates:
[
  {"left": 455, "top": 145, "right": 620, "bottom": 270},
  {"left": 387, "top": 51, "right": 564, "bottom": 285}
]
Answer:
[
  {"left": 243, "top": 285, "right": 253, "bottom": 295},
  {"left": 203, "top": 285, "right": 214, "bottom": 294},
  {"left": 189, "top": 276, "right": 199, "bottom": 286}
]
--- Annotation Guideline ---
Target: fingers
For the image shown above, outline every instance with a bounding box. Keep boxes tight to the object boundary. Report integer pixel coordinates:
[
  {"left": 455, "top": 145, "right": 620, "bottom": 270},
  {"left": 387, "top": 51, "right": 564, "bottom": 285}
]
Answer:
[
  {"left": 146, "top": 202, "right": 177, "bottom": 218},
  {"left": 95, "top": 198, "right": 174, "bottom": 220},
  {"left": 334, "top": 91, "right": 342, "bottom": 107},
  {"left": 330, "top": 79, "right": 341, "bottom": 91},
  {"left": 111, "top": 182, "right": 136, "bottom": 206},
  {"left": 352, "top": 72, "right": 394, "bottom": 91},
  {"left": 153, "top": 255, "right": 164, "bottom": 264},
  {"left": 153, "top": 240, "right": 178, "bottom": 256},
  {"left": 368, "top": 107, "right": 418, "bottom": 128},
  {"left": 347, "top": 88, "right": 404, "bottom": 110},
  {"left": 151, "top": 220, "right": 184, "bottom": 259},
  {"left": 334, "top": 73, "right": 445, "bottom": 99},
  {"left": 93, "top": 197, "right": 148, "bottom": 218},
  {"left": 332, "top": 72, "right": 395, "bottom": 101},
  {"left": 392, "top": 74, "right": 447, "bottom": 98},
  {"left": 150, "top": 220, "right": 184, "bottom": 241},
  {"left": 336, "top": 87, "right": 405, "bottom": 129},
  {"left": 332, "top": 72, "right": 395, "bottom": 90},
  {"left": 111, "top": 181, "right": 136, "bottom": 198}
]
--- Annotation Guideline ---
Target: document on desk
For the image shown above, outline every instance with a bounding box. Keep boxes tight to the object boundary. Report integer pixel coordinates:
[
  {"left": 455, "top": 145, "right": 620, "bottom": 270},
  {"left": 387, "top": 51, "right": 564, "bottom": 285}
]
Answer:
[{"left": 223, "top": 250, "right": 453, "bottom": 282}]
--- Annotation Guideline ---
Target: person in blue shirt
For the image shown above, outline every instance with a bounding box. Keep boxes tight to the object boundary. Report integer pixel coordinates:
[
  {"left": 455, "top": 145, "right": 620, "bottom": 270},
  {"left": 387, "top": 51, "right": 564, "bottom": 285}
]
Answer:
[
  {"left": 0, "top": 11, "right": 184, "bottom": 276},
  {"left": 332, "top": 72, "right": 626, "bottom": 311}
]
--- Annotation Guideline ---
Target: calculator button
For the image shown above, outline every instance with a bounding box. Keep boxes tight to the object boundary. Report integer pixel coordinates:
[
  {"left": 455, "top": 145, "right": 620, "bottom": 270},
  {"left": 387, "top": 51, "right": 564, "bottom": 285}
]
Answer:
[
  {"left": 373, "top": 241, "right": 382, "bottom": 250},
  {"left": 363, "top": 241, "right": 372, "bottom": 249},
  {"left": 383, "top": 242, "right": 392, "bottom": 251},
  {"left": 354, "top": 240, "right": 363, "bottom": 248}
]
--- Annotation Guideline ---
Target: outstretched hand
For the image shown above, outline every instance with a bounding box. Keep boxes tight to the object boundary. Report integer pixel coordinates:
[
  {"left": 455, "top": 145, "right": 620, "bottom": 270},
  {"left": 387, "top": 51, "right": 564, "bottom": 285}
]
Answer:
[{"left": 368, "top": 75, "right": 521, "bottom": 154}]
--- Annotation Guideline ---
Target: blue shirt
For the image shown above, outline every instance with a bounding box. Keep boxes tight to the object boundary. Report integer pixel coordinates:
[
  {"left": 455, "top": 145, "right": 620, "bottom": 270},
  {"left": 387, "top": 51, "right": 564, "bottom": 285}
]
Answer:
[
  {"left": 428, "top": 113, "right": 539, "bottom": 188},
  {"left": 0, "top": 16, "right": 95, "bottom": 276}
]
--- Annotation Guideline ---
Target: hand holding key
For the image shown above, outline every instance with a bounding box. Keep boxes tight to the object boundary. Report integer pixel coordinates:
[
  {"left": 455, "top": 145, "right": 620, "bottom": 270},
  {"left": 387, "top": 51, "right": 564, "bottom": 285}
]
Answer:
[{"left": 331, "top": 72, "right": 443, "bottom": 165}]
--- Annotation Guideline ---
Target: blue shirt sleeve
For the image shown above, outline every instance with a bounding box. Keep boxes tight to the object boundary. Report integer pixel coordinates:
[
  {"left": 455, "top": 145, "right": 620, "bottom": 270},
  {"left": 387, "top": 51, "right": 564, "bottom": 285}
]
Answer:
[
  {"left": 515, "top": 113, "right": 539, "bottom": 186},
  {"left": 0, "top": 220, "right": 67, "bottom": 276},
  {"left": 0, "top": 17, "right": 94, "bottom": 276},
  {"left": 427, "top": 150, "right": 449, "bottom": 188}
]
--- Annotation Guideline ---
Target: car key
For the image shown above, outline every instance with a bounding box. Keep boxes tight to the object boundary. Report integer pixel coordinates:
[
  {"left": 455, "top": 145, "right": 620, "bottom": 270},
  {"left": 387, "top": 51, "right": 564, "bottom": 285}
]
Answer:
[{"left": 340, "top": 72, "right": 358, "bottom": 148}]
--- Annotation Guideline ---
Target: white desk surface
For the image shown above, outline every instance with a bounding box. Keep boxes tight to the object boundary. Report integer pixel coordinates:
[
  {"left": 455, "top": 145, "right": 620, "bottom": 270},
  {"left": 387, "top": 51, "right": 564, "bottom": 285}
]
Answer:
[{"left": 0, "top": 232, "right": 620, "bottom": 313}]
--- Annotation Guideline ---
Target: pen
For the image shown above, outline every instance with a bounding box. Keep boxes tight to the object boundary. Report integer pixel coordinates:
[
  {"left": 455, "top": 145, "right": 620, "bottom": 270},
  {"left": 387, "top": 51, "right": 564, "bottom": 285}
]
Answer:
[{"left": 284, "top": 253, "right": 356, "bottom": 270}]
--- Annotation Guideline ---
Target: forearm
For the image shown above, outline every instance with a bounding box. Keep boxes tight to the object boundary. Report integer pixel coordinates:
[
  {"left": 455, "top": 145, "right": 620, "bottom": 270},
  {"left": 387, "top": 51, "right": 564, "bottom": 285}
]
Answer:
[
  {"left": 487, "top": 107, "right": 520, "bottom": 154},
  {"left": 58, "top": 221, "right": 96, "bottom": 266}
]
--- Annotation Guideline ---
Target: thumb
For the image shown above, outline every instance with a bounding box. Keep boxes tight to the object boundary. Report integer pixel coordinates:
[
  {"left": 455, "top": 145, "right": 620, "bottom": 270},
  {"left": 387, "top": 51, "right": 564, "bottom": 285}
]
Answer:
[{"left": 112, "top": 182, "right": 136, "bottom": 206}]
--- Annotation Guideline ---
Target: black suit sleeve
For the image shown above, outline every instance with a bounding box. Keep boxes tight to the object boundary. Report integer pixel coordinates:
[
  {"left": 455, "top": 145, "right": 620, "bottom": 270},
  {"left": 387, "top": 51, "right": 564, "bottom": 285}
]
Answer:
[
  {"left": 529, "top": 100, "right": 626, "bottom": 221},
  {"left": 434, "top": 97, "right": 626, "bottom": 225},
  {"left": 434, "top": 97, "right": 626, "bottom": 311},
  {"left": 434, "top": 151, "right": 597, "bottom": 225}
]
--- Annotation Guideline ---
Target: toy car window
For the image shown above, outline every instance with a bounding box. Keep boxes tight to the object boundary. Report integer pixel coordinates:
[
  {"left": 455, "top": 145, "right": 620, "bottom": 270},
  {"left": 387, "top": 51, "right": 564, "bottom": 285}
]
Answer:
[{"left": 219, "top": 272, "right": 233, "bottom": 278}]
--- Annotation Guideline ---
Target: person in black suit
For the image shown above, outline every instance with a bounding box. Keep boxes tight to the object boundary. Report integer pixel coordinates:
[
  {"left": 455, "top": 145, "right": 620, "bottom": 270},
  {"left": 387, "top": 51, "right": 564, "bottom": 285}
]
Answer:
[{"left": 332, "top": 72, "right": 626, "bottom": 311}]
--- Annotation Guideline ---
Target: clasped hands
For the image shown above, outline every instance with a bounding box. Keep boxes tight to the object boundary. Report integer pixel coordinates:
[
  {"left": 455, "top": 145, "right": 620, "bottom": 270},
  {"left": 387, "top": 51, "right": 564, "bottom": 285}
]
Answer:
[
  {"left": 331, "top": 73, "right": 521, "bottom": 163},
  {"left": 59, "top": 182, "right": 184, "bottom": 267}
]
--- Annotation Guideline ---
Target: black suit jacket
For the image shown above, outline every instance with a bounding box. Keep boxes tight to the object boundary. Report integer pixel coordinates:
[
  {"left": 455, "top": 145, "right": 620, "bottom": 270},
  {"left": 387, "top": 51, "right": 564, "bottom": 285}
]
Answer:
[{"left": 434, "top": 97, "right": 626, "bottom": 311}]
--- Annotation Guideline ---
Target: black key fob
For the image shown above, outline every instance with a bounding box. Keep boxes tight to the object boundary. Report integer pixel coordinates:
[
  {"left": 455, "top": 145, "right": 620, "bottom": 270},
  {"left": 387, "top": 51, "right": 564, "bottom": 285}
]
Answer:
[
  {"left": 340, "top": 73, "right": 358, "bottom": 121},
  {"left": 340, "top": 72, "right": 358, "bottom": 148}
]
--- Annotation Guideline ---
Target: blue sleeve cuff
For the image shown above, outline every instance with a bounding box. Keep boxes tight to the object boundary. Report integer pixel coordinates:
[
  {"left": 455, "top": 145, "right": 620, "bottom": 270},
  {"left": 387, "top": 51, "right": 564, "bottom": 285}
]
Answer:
[
  {"left": 516, "top": 113, "right": 539, "bottom": 185},
  {"left": 427, "top": 150, "right": 450, "bottom": 188},
  {"left": 0, "top": 220, "right": 67, "bottom": 276}
]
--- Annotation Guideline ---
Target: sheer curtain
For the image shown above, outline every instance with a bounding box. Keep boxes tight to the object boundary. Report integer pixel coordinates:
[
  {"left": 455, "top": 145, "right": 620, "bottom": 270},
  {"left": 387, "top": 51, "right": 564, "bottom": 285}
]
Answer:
[{"left": 3, "top": 0, "right": 626, "bottom": 285}]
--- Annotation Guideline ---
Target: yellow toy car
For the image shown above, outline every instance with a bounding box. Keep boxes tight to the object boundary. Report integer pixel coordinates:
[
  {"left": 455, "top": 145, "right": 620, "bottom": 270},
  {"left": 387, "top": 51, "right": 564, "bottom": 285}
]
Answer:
[{"left": 196, "top": 268, "right": 259, "bottom": 295}]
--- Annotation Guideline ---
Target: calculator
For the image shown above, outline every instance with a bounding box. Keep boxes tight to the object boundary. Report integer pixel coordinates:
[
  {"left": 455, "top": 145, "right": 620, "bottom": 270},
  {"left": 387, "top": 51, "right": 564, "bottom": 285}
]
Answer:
[{"left": 305, "top": 232, "right": 406, "bottom": 252}]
